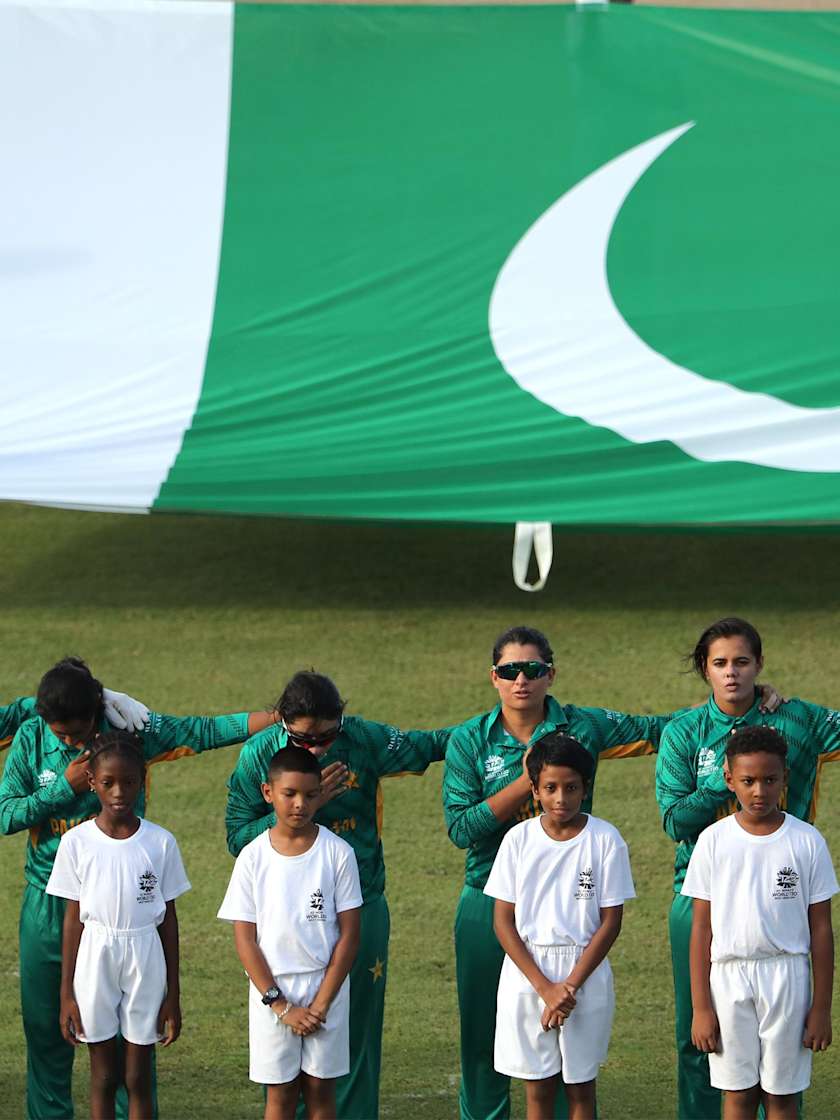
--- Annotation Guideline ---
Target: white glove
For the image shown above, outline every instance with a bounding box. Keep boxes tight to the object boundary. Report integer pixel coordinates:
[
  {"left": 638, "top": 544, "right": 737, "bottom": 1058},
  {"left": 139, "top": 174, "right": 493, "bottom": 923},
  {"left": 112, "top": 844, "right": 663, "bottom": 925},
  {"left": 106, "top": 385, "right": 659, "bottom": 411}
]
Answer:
[{"left": 102, "top": 688, "right": 150, "bottom": 732}]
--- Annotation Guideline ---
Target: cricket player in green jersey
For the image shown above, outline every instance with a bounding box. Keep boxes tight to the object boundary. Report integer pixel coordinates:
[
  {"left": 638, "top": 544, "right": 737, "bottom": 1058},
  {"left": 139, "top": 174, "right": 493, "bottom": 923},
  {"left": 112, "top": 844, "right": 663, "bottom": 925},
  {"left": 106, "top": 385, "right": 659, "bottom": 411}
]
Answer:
[
  {"left": 0, "top": 657, "right": 276, "bottom": 1120},
  {"left": 226, "top": 669, "right": 450, "bottom": 1120},
  {"left": 1, "top": 687, "right": 149, "bottom": 752},
  {"left": 656, "top": 616, "right": 840, "bottom": 1120},
  {"left": 443, "top": 625, "right": 687, "bottom": 1120}
]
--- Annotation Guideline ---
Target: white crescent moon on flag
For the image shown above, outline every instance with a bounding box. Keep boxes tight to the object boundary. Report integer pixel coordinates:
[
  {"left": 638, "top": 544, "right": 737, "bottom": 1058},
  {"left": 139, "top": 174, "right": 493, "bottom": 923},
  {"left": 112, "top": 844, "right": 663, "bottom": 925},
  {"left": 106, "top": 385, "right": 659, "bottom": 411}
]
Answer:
[{"left": 489, "top": 122, "right": 840, "bottom": 473}]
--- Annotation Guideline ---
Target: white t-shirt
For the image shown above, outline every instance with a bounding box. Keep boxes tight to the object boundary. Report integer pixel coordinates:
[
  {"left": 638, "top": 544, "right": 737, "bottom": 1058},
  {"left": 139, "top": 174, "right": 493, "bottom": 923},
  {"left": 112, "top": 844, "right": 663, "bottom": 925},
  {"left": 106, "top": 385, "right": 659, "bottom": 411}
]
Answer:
[
  {"left": 682, "top": 813, "right": 839, "bottom": 962},
  {"left": 45, "top": 818, "right": 190, "bottom": 930},
  {"left": 217, "top": 825, "right": 363, "bottom": 975},
  {"left": 484, "top": 815, "right": 635, "bottom": 947}
]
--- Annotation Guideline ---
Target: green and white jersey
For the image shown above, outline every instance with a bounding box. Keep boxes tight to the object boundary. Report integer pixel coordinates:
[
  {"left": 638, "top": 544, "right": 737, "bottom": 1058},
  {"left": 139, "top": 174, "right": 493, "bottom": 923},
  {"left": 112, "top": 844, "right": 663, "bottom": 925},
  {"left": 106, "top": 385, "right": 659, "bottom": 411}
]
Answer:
[
  {"left": 443, "top": 696, "right": 672, "bottom": 891},
  {"left": 226, "top": 717, "right": 449, "bottom": 904},
  {"left": 655, "top": 691, "right": 840, "bottom": 893},
  {"left": 1, "top": 696, "right": 36, "bottom": 751},
  {"left": 0, "top": 709, "right": 251, "bottom": 890}
]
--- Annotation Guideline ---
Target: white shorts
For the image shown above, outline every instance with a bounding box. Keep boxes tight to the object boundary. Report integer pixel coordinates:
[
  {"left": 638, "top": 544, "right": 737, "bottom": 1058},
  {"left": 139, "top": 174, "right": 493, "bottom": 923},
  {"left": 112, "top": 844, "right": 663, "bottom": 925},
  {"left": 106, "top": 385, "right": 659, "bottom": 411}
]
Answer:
[
  {"left": 74, "top": 922, "right": 166, "bottom": 1046},
  {"left": 248, "top": 972, "right": 350, "bottom": 1085},
  {"left": 494, "top": 945, "right": 614, "bottom": 1084},
  {"left": 709, "top": 955, "right": 812, "bottom": 1095}
]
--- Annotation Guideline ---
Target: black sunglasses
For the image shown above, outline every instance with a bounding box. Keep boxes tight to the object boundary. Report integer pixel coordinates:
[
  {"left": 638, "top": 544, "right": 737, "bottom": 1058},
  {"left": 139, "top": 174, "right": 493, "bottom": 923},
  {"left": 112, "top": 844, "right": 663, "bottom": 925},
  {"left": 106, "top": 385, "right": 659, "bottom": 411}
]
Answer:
[
  {"left": 282, "top": 716, "right": 344, "bottom": 748},
  {"left": 493, "top": 661, "right": 553, "bottom": 681}
]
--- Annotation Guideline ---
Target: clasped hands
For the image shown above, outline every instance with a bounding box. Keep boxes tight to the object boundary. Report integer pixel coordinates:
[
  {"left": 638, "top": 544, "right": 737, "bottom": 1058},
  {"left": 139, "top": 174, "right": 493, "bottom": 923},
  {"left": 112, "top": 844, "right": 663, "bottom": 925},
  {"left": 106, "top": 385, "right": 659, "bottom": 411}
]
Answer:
[{"left": 540, "top": 979, "right": 577, "bottom": 1031}]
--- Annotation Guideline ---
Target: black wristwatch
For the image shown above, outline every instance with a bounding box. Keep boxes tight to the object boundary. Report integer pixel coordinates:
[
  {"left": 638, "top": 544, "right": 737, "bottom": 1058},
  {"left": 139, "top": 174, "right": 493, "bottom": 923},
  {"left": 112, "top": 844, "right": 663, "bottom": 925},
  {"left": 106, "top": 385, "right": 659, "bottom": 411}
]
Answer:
[{"left": 261, "top": 985, "right": 282, "bottom": 1006}]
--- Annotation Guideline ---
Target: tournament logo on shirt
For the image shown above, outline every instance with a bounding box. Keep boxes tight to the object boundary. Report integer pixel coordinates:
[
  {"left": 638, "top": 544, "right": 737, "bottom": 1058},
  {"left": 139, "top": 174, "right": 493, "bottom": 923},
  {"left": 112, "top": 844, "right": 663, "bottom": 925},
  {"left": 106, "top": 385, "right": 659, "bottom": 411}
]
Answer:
[
  {"left": 306, "top": 888, "right": 326, "bottom": 921},
  {"left": 37, "top": 768, "right": 58, "bottom": 788},
  {"left": 696, "top": 747, "right": 717, "bottom": 777},
  {"left": 385, "top": 726, "right": 404, "bottom": 752},
  {"left": 575, "top": 867, "right": 595, "bottom": 900},
  {"left": 136, "top": 869, "right": 158, "bottom": 903},
  {"left": 484, "top": 754, "right": 506, "bottom": 781},
  {"left": 772, "top": 866, "right": 799, "bottom": 900}
]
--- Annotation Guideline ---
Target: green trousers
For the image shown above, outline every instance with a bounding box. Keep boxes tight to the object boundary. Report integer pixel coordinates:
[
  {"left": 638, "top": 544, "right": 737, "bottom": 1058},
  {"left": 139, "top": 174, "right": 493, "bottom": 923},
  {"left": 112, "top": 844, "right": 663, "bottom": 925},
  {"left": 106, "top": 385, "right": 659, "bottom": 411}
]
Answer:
[
  {"left": 670, "top": 892, "right": 721, "bottom": 1120},
  {"left": 296, "top": 894, "right": 390, "bottom": 1120},
  {"left": 455, "top": 886, "right": 570, "bottom": 1120},
  {"left": 19, "top": 884, "right": 157, "bottom": 1120}
]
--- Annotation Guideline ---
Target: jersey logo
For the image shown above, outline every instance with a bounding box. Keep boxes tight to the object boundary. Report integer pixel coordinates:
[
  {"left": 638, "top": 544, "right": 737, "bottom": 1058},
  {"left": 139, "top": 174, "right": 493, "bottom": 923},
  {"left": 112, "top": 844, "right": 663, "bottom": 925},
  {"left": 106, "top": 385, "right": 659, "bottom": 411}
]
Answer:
[
  {"left": 772, "top": 866, "right": 799, "bottom": 900},
  {"left": 824, "top": 710, "right": 840, "bottom": 727},
  {"left": 602, "top": 710, "right": 622, "bottom": 723},
  {"left": 484, "top": 754, "right": 507, "bottom": 780},
  {"left": 696, "top": 747, "right": 717, "bottom": 777},
  {"left": 37, "top": 768, "right": 58, "bottom": 788},
  {"left": 136, "top": 869, "right": 158, "bottom": 903},
  {"left": 575, "top": 867, "right": 595, "bottom": 900},
  {"left": 385, "top": 726, "right": 404, "bottom": 752},
  {"left": 306, "top": 888, "right": 327, "bottom": 921}
]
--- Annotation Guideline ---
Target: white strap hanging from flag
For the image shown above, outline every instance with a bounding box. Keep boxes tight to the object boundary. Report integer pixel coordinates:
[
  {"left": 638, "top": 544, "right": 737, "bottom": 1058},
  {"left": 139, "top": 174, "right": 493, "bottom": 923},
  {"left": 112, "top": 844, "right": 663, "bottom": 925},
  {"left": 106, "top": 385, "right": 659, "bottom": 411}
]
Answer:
[{"left": 512, "top": 521, "right": 553, "bottom": 592}]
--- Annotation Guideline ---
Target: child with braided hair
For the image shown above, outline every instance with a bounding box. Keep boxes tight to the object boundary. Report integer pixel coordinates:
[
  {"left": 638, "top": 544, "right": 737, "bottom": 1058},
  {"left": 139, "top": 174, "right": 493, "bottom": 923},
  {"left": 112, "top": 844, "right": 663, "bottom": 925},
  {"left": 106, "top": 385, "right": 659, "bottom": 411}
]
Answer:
[{"left": 46, "top": 731, "right": 190, "bottom": 1119}]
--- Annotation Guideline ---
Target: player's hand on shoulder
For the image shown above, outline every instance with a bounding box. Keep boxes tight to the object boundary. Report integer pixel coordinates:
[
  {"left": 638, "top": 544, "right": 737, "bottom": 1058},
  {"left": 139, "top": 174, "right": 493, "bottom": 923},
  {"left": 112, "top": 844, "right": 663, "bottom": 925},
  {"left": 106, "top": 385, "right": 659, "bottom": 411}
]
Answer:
[
  {"left": 316, "top": 761, "right": 349, "bottom": 808},
  {"left": 803, "top": 1006, "right": 832, "bottom": 1051},
  {"left": 102, "top": 688, "right": 150, "bottom": 732},
  {"left": 59, "top": 997, "right": 83, "bottom": 1045},
  {"left": 157, "top": 994, "right": 181, "bottom": 1046},
  {"left": 758, "top": 682, "right": 786, "bottom": 713},
  {"left": 690, "top": 1008, "right": 719, "bottom": 1053},
  {"left": 64, "top": 751, "right": 93, "bottom": 794}
]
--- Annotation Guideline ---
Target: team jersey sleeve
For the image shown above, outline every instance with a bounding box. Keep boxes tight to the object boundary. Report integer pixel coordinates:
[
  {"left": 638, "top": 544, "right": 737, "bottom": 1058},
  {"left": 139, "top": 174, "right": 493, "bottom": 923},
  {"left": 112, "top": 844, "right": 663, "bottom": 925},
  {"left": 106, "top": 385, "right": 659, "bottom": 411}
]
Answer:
[
  {"left": 483, "top": 828, "right": 517, "bottom": 903},
  {"left": 807, "top": 831, "right": 840, "bottom": 905},
  {"left": 352, "top": 718, "right": 450, "bottom": 778},
  {"left": 0, "top": 727, "right": 78, "bottom": 835},
  {"left": 805, "top": 703, "right": 840, "bottom": 760},
  {"left": 333, "top": 841, "right": 363, "bottom": 913},
  {"left": 226, "top": 735, "right": 276, "bottom": 856},
  {"left": 141, "top": 710, "right": 251, "bottom": 765},
  {"left": 160, "top": 835, "right": 191, "bottom": 902},
  {"left": 599, "top": 830, "right": 636, "bottom": 907},
  {"left": 576, "top": 707, "right": 683, "bottom": 760},
  {"left": 0, "top": 696, "right": 37, "bottom": 750},
  {"left": 217, "top": 848, "right": 257, "bottom": 923},
  {"left": 680, "top": 829, "right": 712, "bottom": 900},
  {"left": 45, "top": 832, "right": 82, "bottom": 901},
  {"left": 442, "top": 725, "right": 502, "bottom": 849},
  {"left": 655, "top": 720, "right": 732, "bottom": 842}
]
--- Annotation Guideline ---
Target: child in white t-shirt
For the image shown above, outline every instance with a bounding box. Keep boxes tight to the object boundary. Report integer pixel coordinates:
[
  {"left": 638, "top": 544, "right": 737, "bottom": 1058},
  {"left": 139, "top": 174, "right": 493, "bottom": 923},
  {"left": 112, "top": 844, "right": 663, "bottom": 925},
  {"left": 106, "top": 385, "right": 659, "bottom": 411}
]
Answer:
[
  {"left": 484, "top": 732, "right": 635, "bottom": 1120},
  {"left": 218, "top": 744, "right": 362, "bottom": 1120},
  {"left": 45, "top": 731, "right": 190, "bottom": 1119},
  {"left": 683, "top": 725, "right": 838, "bottom": 1120}
]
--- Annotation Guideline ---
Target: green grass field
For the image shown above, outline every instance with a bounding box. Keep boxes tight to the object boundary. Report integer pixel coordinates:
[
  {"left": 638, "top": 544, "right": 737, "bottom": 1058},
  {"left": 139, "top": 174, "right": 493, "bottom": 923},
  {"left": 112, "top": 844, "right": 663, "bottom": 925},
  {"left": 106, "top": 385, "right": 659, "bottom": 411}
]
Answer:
[{"left": 1, "top": 502, "right": 839, "bottom": 1118}]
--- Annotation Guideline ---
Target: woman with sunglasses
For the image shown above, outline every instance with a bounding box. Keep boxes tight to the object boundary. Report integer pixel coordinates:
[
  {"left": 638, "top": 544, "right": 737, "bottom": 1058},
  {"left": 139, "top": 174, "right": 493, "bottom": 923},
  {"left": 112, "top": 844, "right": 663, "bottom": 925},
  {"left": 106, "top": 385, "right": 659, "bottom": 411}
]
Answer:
[
  {"left": 225, "top": 669, "right": 450, "bottom": 1120},
  {"left": 443, "top": 624, "right": 691, "bottom": 1120}
]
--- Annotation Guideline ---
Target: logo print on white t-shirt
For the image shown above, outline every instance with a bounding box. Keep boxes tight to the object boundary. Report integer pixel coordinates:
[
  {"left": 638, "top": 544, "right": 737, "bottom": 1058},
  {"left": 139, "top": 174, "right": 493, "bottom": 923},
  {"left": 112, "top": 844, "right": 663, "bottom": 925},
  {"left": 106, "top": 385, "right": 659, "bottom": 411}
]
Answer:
[
  {"left": 307, "top": 888, "right": 326, "bottom": 921},
  {"left": 136, "top": 869, "right": 158, "bottom": 903},
  {"left": 772, "top": 866, "right": 799, "bottom": 900},
  {"left": 575, "top": 867, "right": 595, "bottom": 900}
]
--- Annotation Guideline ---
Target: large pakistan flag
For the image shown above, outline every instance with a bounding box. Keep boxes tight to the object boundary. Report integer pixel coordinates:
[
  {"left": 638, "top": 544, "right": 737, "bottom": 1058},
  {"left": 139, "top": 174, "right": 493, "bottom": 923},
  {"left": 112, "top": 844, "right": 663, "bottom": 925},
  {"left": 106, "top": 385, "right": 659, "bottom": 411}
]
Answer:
[{"left": 3, "top": 0, "right": 840, "bottom": 525}]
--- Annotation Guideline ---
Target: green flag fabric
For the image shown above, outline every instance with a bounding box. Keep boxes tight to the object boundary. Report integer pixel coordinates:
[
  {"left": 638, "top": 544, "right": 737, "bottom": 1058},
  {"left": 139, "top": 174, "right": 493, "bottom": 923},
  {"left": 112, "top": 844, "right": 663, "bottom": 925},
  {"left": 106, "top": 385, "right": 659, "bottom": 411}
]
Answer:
[{"left": 3, "top": 1, "right": 840, "bottom": 525}]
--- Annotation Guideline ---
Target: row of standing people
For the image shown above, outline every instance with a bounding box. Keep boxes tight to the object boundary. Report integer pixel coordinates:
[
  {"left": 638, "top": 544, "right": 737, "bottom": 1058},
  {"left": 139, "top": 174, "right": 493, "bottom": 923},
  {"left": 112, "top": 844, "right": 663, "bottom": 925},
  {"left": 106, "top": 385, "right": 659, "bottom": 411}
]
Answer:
[{"left": 2, "top": 618, "right": 839, "bottom": 1119}]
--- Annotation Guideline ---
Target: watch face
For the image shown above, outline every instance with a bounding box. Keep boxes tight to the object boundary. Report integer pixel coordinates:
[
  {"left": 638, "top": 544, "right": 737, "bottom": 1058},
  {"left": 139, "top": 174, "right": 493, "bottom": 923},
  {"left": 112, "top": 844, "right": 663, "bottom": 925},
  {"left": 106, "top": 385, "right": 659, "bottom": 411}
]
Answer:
[{"left": 262, "top": 986, "right": 280, "bottom": 1005}]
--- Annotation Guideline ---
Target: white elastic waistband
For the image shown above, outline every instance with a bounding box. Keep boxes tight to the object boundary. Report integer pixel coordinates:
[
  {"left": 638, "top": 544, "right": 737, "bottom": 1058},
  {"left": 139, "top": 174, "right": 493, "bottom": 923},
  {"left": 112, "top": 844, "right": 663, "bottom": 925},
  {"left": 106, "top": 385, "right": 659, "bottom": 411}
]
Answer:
[
  {"left": 525, "top": 942, "right": 583, "bottom": 955},
  {"left": 712, "top": 952, "right": 809, "bottom": 964},
  {"left": 84, "top": 920, "right": 158, "bottom": 937}
]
